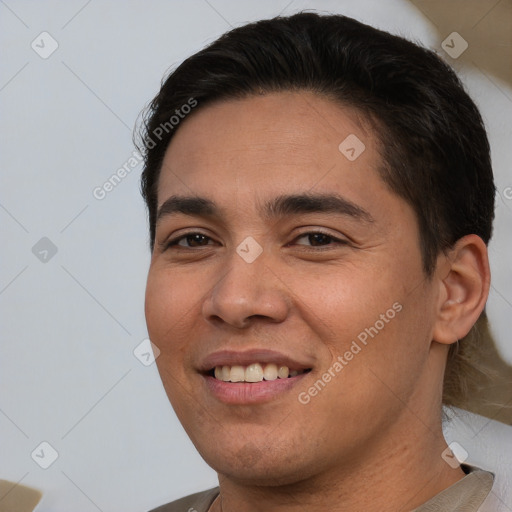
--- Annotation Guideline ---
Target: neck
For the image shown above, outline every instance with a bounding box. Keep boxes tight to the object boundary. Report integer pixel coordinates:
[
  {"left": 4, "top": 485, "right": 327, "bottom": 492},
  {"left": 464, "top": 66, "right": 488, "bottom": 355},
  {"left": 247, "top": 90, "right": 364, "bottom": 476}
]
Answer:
[{"left": 212, "top": 410, "right": 465, "bottom": 512}]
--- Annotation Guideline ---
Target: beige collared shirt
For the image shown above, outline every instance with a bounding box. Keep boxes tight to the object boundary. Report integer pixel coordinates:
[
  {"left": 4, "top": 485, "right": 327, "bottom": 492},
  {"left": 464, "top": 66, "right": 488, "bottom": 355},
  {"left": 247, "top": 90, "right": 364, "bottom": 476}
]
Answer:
[
  {"left": 149, "top": 464, "right": 495, "bottom": 512},
  {"left": 412, "top": 464, "right": 495, "bottom": 511}
]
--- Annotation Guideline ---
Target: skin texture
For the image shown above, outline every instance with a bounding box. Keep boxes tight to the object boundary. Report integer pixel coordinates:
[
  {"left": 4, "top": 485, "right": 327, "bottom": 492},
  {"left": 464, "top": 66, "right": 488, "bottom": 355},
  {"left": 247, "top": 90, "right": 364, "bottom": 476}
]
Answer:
[{"left": 144, "top": 91, "right": 490, "bottom": 511}]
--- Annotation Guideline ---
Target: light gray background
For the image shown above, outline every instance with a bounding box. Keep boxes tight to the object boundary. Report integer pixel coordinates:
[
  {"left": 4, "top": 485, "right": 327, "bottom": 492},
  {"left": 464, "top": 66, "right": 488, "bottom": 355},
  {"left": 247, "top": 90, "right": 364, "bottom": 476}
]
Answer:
[{"left": 1, "top": 1, "right": 511, "bottom": 511}]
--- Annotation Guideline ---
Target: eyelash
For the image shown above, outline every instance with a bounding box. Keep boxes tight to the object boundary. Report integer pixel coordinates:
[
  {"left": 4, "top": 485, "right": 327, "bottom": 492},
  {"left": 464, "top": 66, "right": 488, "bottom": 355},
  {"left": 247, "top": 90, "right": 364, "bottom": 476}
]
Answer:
[{"left": 163, "top": 230, "right": 348, "bottom": 251}]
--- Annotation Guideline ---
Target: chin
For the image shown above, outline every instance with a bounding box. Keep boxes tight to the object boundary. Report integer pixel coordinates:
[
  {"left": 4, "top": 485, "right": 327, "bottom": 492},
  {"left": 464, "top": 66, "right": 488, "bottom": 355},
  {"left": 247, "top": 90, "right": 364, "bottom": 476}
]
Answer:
[
  {"left": 195, "top": 437, "right": 318, "bottom": 487},
  {"left": 213, "top": 460, "right": 312, "bottom": 488}
]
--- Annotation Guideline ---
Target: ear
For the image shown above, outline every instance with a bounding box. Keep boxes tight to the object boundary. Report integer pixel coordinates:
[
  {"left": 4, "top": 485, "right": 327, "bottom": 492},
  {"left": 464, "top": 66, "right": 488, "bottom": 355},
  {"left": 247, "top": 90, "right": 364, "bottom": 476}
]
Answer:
[{"left": 432, "top": 234, "right": 491, "bottom": 345}]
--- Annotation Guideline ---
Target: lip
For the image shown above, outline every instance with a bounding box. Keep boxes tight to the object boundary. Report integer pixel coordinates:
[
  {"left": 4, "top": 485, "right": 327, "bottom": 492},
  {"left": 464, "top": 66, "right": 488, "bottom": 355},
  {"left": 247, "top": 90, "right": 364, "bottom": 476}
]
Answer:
[
  {"left": 198, "top": 348, "right": 313, "bottom": 405},
  {"left": 203, "top": 372, "right": 309, "bottom": 404},
  {"left": 199, "top": 348, "right": 312, "bottom": 373}
]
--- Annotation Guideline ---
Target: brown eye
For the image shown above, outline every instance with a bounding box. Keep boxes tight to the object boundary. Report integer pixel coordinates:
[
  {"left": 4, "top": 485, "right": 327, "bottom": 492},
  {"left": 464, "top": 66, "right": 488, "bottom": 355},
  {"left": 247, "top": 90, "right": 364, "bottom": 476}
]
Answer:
[
  {"left": 294, "top": 231, "right": 346, "bottom": 247},
  {"left": 306, "top": 233, "right": 332, "bottom": 246},
  {"left": 182, "top": 234, "right": 210, "bottom": 247},
  {"left": 165, "top": 232, "right": 214, "bottom": 249}
]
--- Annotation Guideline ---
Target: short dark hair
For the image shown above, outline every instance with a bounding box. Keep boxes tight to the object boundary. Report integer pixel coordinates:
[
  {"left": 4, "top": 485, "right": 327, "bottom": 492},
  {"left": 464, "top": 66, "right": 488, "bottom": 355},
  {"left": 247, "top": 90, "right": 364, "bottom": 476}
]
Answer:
[{"left": 137, "top": 11, "right": 496, "bottom": 406}]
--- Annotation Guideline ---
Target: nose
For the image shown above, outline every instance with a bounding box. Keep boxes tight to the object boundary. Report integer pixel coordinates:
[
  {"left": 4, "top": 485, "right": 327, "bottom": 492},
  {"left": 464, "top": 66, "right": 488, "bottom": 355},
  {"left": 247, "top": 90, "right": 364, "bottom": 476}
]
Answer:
[{"left": 202, "top": 249, "right": 290, "bottom": 329}]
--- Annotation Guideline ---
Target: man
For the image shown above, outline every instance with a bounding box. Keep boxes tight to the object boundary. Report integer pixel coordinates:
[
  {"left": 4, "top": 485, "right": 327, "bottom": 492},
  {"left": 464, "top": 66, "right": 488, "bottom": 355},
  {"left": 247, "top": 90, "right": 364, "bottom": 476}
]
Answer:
[{"left": 139, "top": 12, "right": 497, "bottom": 511}]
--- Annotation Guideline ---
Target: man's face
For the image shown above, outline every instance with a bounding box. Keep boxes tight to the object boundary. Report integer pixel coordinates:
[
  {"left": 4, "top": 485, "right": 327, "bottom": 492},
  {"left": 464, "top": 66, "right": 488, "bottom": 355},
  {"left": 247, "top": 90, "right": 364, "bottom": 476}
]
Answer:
[{"left": 145, "top": 91, "right": 443, "bottom": 485}]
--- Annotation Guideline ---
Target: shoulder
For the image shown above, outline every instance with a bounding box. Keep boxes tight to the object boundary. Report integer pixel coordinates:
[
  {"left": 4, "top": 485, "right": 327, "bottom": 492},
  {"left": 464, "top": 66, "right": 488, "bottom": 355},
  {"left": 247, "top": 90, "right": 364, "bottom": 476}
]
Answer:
[{"left": 148, "top": 487, "right": 220, "bottom": 512}]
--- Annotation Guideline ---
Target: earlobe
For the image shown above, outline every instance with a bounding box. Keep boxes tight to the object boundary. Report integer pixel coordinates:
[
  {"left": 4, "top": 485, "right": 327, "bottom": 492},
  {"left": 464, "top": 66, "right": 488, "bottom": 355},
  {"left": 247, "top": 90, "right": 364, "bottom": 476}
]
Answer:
[{"left": 432, "top": 235, "right": 490, "bottom": 345}]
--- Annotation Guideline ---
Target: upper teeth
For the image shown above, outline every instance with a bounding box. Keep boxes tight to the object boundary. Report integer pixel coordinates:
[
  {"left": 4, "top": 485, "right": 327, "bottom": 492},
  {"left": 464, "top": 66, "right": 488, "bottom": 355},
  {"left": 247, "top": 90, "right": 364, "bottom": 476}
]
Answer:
[{"left": 213, "top": 363, "right": 303, "bottom": 383}]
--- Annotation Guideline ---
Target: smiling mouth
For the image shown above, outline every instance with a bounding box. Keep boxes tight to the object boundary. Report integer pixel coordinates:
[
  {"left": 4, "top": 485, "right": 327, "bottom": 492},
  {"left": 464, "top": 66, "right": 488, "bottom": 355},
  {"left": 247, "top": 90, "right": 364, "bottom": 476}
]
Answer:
[{"left": 209, "top": 363, "right": 312, "bottom": 383}]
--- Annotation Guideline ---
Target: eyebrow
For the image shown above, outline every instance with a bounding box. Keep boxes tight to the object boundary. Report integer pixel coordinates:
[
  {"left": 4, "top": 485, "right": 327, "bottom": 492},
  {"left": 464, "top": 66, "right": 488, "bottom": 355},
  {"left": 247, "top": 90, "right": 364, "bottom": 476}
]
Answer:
[{"left": 156, "top": 193, "right": 374, "bottom": 224}]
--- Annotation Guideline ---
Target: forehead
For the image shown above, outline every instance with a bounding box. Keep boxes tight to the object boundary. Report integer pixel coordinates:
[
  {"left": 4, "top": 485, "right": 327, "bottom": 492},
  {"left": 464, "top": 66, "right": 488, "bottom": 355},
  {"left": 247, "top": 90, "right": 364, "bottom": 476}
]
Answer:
[{"left": 157, "top": 91, "right": 385, "bottom": 212}]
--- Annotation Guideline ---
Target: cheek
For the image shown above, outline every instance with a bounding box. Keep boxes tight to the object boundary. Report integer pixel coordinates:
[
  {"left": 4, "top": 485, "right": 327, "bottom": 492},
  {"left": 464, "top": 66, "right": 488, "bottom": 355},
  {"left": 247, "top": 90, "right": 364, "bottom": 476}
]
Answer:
[
  {"left": 145, "top": 270, "right": 199, "bottom": 413},
  {"left": 144, "top": 268, "right": 196, "bottom": 357},
  {"left": 284, "top": 261, "right": 404, "bottom": 345},
  {"left": 288, "top": 256, "right": 432, "bottom": 381}
]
